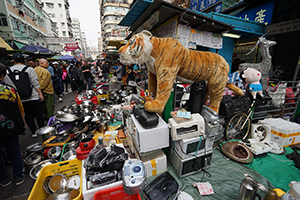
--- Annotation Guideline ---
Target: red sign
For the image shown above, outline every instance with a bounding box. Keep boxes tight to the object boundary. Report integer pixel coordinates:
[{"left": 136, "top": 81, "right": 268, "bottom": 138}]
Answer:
[{"left": 65, "top": 43, "right": 79, "bottom": 49}]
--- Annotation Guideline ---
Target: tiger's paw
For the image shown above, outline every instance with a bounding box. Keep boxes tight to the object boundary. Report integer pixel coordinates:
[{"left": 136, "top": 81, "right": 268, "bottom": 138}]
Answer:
[{"left": 145, "top": 100, "right": 164, "bottom": 113}]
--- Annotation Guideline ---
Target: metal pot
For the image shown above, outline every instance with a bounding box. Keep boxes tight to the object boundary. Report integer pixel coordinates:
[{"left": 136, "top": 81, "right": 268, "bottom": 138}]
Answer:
[
  {"left": 45, "top": 188, "right": 80, "bottom": 200},
  {"left": 47, "top": 147, "right": 62, "bottom": 159}
]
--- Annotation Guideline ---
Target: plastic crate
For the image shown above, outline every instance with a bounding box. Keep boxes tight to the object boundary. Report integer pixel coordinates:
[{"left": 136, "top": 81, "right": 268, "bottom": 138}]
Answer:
[
  {"left": 93, "top": 185, "right": 141, "bottom": 200},
  {"left": 28, "top": 159, "right": 82, "bottom": 200},
  {"left": 75, "top": 95, "right": 98, "bottom": 105}
]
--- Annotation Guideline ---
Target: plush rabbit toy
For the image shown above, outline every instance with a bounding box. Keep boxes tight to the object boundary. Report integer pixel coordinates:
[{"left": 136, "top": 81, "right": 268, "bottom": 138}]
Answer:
[{"left": 242, "top": 68, "right": 264, "bottom": 99}]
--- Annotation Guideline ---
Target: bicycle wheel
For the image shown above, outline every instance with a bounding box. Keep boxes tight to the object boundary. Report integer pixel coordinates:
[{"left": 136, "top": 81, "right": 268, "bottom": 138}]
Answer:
[{"left": 225, "top": 113, "right": 251, "bottom": 141}]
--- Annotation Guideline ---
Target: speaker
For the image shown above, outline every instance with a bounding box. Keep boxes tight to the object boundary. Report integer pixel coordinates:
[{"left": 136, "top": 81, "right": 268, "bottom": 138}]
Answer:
[
  {"left": 187, "top": 81, "right": 206, "bottom": 114},
  {"left": 143, "top": 171, "right": 178, "bottom": 200}
]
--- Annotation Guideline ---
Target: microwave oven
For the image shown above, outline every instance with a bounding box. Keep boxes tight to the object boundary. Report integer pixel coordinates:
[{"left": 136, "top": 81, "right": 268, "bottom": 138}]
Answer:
[
  {"left": 173, "top": 135, "right": 214, "bottom": 159},
  {"left": 169, "top": 113, "right": 205, "bottom": 141},
  {"left": 168, "top": 148, "right": 213, "bottom": 178}
]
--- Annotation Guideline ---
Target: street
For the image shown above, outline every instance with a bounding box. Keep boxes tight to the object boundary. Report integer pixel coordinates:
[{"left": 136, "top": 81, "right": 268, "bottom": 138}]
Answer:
[{"left": 0, "top": 92, "right": 77, "bottom": 200}]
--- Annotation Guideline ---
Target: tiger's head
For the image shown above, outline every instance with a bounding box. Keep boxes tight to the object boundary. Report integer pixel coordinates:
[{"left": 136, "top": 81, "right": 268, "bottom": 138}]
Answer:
[{"left": 119, "top": 30, "right": 153, "bottom": 65}]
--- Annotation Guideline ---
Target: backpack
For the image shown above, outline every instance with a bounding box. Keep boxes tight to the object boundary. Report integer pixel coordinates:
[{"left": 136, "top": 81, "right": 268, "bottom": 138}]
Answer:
[
  {"left": 71, "top": 67, "right": 79, "bottom": 82},
  {"left": 7, "top": 66, "right": 32, "bottom": 98}
]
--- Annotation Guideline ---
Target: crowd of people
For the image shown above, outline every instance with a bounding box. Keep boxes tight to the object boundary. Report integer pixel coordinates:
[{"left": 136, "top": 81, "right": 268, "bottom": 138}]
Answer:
[{"left": 0, "top": 54, "right": 145, "bottom": 188}]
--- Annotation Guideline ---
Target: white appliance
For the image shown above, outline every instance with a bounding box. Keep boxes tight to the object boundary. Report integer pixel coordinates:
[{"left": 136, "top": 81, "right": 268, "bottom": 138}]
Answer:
[
  {"left": 169, "top": 113, "right": 205, "bottom": 141},
  {"left": 173, "top": 135, "right": 214, "bottom": 159},
  {"left": 131, "top": 114, "right": 169, "bottom": 153},
  {"left": 241, "top": 124, "right": 283, "bottom": 155}
]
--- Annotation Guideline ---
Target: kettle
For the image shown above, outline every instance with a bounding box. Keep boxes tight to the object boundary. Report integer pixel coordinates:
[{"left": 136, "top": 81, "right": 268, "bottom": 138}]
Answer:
[
  {"left": 237, "top": 174, "right": 278, "bottom": 200},
  {"left": 237, "top": 174, "right": 260, "bottom": 200}
]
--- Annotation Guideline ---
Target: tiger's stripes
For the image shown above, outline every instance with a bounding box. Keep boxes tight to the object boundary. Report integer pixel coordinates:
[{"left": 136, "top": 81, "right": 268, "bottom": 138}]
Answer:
[{"left": 119, "top": 31, "right": 243, "bottom": 113}]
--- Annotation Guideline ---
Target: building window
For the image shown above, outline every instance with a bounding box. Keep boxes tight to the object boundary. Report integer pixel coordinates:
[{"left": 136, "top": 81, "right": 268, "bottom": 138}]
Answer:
[
  {"left": 46, "top": 2, "right": 54, "bottom": 9},
  {"left": 61, "top": 22, "right": 65, "bottom": 28},
  {"left": 0, "top": 14, "right": 8, "bottom": 26},
  {"left": 58, "top": 3, "right": 62, "bottom": 8},
  {"left": 19, "top": 23, "right": 25, "bottom": 32},
  {"left": 10, "top": 18, "right": 19, "bottom": 30},
  {"left": 49, "top": 13, "right": 55, "bottom": 18},
  {"left": 62, "top": 31, "right": 66, "bottom": 36},
  {"left": 60, "top": 14, "right": 63, "bottom": 18}
]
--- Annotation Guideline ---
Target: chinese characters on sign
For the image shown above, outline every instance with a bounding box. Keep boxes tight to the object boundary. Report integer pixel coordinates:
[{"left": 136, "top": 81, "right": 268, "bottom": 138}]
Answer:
[
  {"left": 235, "top": 1, "right": 274, "bottom": 25},
  {"left": 198, "top": 0, "right": 221, "bottom": 12},
  {"left": 64, "top": 43, "right": 79, "bottom": 51}
]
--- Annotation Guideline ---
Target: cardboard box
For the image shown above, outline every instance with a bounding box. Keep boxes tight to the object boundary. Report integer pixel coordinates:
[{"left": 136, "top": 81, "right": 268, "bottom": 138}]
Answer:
[
  {"left": 139, "top": 149, "right": 167, "bottom": 177},
  {"left": 260, "top": 118, "right": 300, "bottom": 147}
]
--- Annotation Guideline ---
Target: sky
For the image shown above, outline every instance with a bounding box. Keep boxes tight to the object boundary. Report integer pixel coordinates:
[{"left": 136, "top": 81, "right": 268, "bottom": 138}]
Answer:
[{"left": 69, "top": 0, "right": 101, "bottom": 50}]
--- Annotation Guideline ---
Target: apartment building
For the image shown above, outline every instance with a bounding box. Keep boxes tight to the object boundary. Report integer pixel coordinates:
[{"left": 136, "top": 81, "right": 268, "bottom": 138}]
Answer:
[
  {"left": 0, "top": 0, "right": 57, "bottom": 48},
  {"left": 41, "top": 0, "right": 72, "bottom": 38},
  {"left": 99, "top": 0, "right": 132, "bottom": 56}
]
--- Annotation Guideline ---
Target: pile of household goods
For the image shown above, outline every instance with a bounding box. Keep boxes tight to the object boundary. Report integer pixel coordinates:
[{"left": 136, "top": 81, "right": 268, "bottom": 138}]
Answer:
[{"left": 25, "top": 79, "right": 300, "bottom": 200}]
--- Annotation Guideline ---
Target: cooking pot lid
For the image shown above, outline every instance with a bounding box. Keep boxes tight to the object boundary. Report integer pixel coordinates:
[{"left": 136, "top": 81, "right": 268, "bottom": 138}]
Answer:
[
  {"left": 36, "top": 126, "right": 55, "bottom": 136},
  {"left": 25, "top": 142, "right": 44, "bottom": 152},
  {"left": 48, "top": 147, "right": 62, "bottom": 159},
  {"left": 23, "top": 152, "right": 42, "bottom": 166},
  {"left": 29, "top": 159, "right": 56, "bottom": 180},
  {"left": 55, "top": 113, "right": 78, "bottom": 123}
]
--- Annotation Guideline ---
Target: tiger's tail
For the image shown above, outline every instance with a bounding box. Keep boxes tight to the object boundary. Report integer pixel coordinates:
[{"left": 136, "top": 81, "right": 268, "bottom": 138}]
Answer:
[{"left": 226, "top": 83, "right": 244, "bottom": 96}]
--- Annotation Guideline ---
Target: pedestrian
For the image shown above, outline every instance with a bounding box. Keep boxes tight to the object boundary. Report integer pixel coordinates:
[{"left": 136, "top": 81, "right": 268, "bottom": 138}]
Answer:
[
  {"left": 35, "top": 59, "right": 54, "bottom": 121},
  {"left": 102, "top": 61, "right": 110, "bottom": 82},
  {"left": 126, "top": 64, "right": 134, "bottom": 85},
  {"left": 62, "top": 64, "right": 70, "bottom": 93},
  {"left": 82, "top": 61, "right": 93, "bottom": 90},
  {"left": 26, "top": 57, "right": 37, "bottom": 69},
  {"left": 0, "top": 63, "right": 26, "bottom": 187},
  {"left": 91, "top": 64, "right": 100, "bottom": 79},
  {"left": 52, "top": 62, "right": 63, "bottom": 102},
  {"left": 68, "top": 61, "right": 77, "bottom": 92},
  {"left": 72, "top": 61, "right": 85, "bottom": 94},
  {"left": 7, "top": 53, "right": 44, "bottom": 138},
  {"left": 116, "top": 63, "right": 123, "bottom": 81}
]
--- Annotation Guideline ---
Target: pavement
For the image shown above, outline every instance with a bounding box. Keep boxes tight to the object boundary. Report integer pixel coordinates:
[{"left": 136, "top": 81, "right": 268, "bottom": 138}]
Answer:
[{"left": 0, "top": 91, "right": 77, "bottom": 200}]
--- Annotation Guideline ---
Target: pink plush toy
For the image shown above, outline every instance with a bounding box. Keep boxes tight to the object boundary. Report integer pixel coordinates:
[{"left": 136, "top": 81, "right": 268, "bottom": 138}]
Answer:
[{"left": 242, "top": 68, "right": 264, "bottom": 99}]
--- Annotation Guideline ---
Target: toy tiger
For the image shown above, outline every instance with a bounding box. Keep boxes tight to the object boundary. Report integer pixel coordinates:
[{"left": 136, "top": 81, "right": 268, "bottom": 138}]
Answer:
[{"left": 119, "top": 30, "right": 244, "bottom": 113}]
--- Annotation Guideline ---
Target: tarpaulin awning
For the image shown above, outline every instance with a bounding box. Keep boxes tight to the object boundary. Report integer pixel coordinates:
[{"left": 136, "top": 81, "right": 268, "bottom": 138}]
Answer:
[
  {"left": 14, "top": 41, "right": 27, "bottom": 49},
  {"left": 0, "top": 37, "right": 13, "bottom": 50}
]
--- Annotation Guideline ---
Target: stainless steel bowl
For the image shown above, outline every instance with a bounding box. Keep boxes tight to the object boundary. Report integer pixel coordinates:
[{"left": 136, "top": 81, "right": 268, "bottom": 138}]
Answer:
[
  {"left": 29, "top": 159, "right": 56, "bottom": 180},
  {"left": 55, "top": 114, "right": 78, "bottom": 123},
  {"left": 61, "top": 150, "right": 77, "bottom": 161}
]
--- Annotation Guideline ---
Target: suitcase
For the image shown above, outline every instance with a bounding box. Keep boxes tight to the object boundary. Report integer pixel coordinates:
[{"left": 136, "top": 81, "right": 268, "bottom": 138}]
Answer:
[{"left": 133, "top": 105, "right": 159, "bottom": 129}]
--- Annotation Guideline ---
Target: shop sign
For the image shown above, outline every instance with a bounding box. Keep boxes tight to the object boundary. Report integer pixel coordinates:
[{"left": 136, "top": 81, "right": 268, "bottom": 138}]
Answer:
[
  {"left": 215, "top": 3, "right": 222, "bottom": 13},
  {"left": 65, "top": 43, "right": 79, "bottom": 49},
  {"left": 111, "top": 30, "right": 130, "bottom": 37},
  {"left": 235, "top": 1, "right": 274, "bottom": 25},
  {"left": 191, "top": 0, "right": 198, "bottom": 11},
  {"left": 198, "top": 0, "right": 222, "bottom": 12},
  {"left": 266, "top": 18, "right": 300, "bottom": 35}
]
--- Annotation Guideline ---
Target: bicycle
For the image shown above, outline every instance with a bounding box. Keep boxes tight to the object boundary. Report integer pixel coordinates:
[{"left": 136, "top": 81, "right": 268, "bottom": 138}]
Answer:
[{"left": 224, "top": 99, "right": 255, "bottom": 141}]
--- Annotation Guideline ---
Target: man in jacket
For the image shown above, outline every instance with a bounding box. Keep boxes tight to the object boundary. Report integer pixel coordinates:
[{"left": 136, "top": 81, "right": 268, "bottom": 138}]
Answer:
[
  {"left": 7, "top": 53, "right": 44, "bottom": 138},
  {"left": 0, "top": 63, "right": 26, "bottom": 187},
  {"left": 53, "top": 62, "right": 63, "bottom": 102},
  {"left": 35, "top": 59, "right": 54, "bottom": 120}
]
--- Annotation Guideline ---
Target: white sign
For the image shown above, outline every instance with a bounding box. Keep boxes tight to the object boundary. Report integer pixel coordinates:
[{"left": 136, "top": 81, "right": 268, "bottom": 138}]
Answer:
[{"left": 266, "top": 18, "right": 300, "bottom": 35}]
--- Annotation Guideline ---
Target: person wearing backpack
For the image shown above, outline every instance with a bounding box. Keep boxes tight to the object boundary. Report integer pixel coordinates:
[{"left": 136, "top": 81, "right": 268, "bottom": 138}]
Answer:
[
  {"left": 0, "top": 63, "right": 26, "bottom": 187},
  {"left": 7, "top": 53, "right": 44, "bottom": 138}
]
